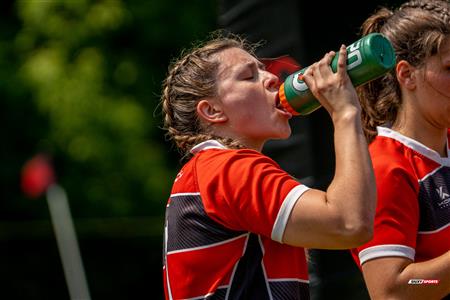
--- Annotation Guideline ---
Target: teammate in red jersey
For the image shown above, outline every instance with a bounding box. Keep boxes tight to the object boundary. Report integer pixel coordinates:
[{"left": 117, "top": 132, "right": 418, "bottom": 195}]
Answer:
[
  {"left": 160, "top": 30, "right": 376, "bottom": 299},
  {"left": 350, "top": 1, "right": 450, "bottom": 299}
]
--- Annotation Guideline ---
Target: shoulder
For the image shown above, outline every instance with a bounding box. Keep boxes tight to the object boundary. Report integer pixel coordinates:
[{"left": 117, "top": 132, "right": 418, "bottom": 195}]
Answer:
[
  {"left": 194, "top": 148, "right": 298, "bottom": 193},
  {"left": 370, "top": 134, "right": 418, "bottom": 190},
  {"left": 195, "top": 148, "right": 281, "bottom": 170},
  {"left": 370, "top": 136, "right": 413, "bottom": 173}
]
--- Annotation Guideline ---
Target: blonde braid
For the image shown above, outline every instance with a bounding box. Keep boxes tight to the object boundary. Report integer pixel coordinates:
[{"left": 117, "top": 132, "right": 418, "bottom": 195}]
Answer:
[{"left": 400, "top": 0, "right": 450, "bottom": 23}]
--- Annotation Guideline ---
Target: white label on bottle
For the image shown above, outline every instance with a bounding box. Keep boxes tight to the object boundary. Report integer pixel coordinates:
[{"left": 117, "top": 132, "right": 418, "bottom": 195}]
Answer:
[
  {"left": 292, "top": 72, "right": 308, "bottom": 92},
  {"left": 347, "top": 41, "right": 362, "bottom": 71}
]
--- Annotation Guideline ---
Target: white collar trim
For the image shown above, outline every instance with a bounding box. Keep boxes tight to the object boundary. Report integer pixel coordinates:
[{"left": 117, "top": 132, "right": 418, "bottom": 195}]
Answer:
[
  {"left": 377, "top": 126, "right": 450, "bottom": 166},
  {"left": 190, "top": 140, "right": 227, "bottom": 154}
]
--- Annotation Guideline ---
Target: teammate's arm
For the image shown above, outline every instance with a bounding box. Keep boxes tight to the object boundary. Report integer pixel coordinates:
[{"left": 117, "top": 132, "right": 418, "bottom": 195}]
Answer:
[{"left": 361, "top": 253, "right": 450, "bottom": 299}]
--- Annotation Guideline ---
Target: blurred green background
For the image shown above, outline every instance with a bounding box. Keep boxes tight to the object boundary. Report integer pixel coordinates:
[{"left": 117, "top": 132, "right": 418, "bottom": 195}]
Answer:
[
  {"left": 1, "top": 1, "right": 217, "bottom": 299},
  {"left": 1, "top": 1, "right": 403, "bottom": 299}
]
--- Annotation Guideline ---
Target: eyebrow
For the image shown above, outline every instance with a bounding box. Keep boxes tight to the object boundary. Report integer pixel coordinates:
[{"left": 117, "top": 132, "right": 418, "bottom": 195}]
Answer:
[
  {"left": 219, "top": 58, "right": 265, "bottom": 79},
  {"left": 241, "top": 60, "right": 266, "bottom": 72},
  {"left": 257, "top": 60, "right": 266, "bottom": 70}
]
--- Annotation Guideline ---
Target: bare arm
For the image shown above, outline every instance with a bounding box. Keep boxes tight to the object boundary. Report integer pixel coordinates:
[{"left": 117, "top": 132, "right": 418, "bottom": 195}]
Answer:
[
  {"left": 361, "top": 253, "right": 450, "bottom": 299},
  {"left": 282, "top": 45, "right": 376, "bottom": 249}
]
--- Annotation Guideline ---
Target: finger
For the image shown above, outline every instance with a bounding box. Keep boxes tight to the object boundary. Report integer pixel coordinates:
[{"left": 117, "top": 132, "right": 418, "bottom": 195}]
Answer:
[
  {"left": 315, "top": 51, "right": 335, "bottom": 82},
  {"left": 336, "top": 44, "right": 348, "bottom": 77},
  {"left": 319, "top": 51, "right": 335, "bottom": 73},
  {"left": 301, "top": 64, "right": 316, "bottom": 92}
]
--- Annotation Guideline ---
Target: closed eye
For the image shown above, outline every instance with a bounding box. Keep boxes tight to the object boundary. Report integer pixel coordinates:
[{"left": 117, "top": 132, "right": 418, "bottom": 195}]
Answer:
[
  {"left": 239, "top": 70, "right": 255, "bottom": 80},
  {"left": 238, "top": 60, "right": 264, "bottom": 80}
]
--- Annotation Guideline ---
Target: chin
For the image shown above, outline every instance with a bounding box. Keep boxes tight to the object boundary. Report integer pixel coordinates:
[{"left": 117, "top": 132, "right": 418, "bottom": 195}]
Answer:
[
  {"left": 281, "top": 133, "right": 291, "bottom": 140},
  {"left": 274, "top": 129, "right": 292, "bottom": 140},
  {"left": 282, "top": 126, "right": 292, "bottom": 138}
]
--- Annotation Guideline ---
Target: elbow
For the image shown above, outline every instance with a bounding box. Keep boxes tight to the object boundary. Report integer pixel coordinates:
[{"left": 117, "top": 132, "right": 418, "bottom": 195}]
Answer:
[
  {"left": 353, "top": 223, "right": 374, "bottom": 245},
  {"left": 351, "top": 223, "right": 373, "bottom": 245},
  {"left": 339, "top": 199, "right": 376, "bottom": 247},
  {"left": 339, "top": 221, "right": 374, "bottom": 247}
]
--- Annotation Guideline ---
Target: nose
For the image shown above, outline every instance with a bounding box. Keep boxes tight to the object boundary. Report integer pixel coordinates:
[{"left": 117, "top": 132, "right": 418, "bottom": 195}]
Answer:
[{"left": 265, "top": 71, "right": 280, "bottom": 90}]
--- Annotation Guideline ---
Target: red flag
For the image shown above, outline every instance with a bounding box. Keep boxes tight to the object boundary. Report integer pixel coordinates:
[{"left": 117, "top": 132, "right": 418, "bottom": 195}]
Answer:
[
  {"left": 260, "top": 55, "right": 302, "bottom": 82},
  {"left": 21, "top": 154, "right": 55, "bottom": 198}
]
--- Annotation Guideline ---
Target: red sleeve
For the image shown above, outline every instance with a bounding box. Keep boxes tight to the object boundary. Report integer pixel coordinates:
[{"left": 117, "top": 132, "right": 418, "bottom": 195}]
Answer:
[
  {"left": 354, "top": 153, "right": 420, "bottom": 266},
  {"left": 195, "top": 149, "right": 309, "bottom": 242}
]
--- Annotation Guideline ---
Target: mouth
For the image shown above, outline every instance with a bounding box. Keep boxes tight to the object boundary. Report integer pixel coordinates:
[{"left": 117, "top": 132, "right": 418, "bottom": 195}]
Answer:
[
  {"left": 275, "top": 94, "right": 282, "bottom": 109},
  {"left": 274, "top": 93, "right": 292, "bottom": 118}
]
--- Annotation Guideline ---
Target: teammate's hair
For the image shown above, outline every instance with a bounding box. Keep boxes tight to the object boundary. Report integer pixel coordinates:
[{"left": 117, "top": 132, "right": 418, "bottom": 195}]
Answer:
[
  {"left": 161, "top": 31, "right": 257, "bottom": 159},
  {"left": 357, "top": 0, "right": 450, "bottom": 142}
]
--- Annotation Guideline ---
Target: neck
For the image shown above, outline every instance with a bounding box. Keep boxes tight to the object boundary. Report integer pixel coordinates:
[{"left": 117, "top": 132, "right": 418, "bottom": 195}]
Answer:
[
  {"left": 393, "top": 108, "right": 448, "bottom": 157},
  {"left": 234, "top": 136, "right": 265, "bottom": 152},
  {"left": 211, "top": 126, "right": 265, "bottom": 152}
]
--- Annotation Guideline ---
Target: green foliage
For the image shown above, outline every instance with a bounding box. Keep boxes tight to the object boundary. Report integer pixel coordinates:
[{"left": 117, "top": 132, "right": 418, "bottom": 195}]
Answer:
[{"left": 2, "top": 0, "right": 218, "bottom": 218}]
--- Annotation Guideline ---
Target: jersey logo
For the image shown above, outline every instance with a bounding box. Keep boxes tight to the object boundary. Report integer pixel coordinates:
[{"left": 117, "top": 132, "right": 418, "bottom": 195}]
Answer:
[
  {"left": 418, "top": 167, "right": 450, "bottom": 231},
  {"left": 436, "top": 186, "right": 450, "bottom": 208},
  {"left": 174, "top": 170, "right": 184, "bottom": 182}
]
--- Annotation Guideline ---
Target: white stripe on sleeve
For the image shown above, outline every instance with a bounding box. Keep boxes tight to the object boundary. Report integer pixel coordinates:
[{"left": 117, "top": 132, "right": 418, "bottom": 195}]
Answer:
[
  {"left": 359, "top": 244, "right": 415, "bottom": 265},
  {"left": 271, "top": 184, "right": 309, "bottom": 243}
]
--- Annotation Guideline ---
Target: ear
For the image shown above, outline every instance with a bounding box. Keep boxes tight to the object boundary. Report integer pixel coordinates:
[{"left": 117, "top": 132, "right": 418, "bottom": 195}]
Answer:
[
  {"left": 396, "top": 60, "right": 416, "bottom": 90},
  {"left": 196, "top": 99, "right": 228, "bottom": 124}
]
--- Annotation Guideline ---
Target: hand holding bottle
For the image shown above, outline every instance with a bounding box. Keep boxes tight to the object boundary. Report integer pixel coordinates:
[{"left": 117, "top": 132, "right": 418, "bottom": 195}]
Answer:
[{"left": 279, "top": 33, "right": 396, "bottom": 116}]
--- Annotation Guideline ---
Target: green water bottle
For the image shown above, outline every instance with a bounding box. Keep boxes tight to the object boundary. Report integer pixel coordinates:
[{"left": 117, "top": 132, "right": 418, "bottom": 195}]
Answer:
[{"left": 278, "top": 33, "right": 396, "bottom": 116}]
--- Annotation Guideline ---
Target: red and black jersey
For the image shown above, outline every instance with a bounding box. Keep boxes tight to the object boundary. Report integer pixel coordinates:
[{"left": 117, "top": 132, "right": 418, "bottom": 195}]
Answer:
[
  {"left": 352, "top": 127, "right": 450, "bottom": 267},
  {"left": 163, "top": 140, "right": 310, "bottom": 300}
]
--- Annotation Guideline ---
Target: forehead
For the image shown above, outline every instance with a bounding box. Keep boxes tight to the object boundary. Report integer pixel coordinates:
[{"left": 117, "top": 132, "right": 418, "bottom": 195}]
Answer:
[
  {"left": 440, "top": 36, "right": 450, "bottom": 57},
  {"left": 422, "top": 37, "right": 450, "bottom": 68},
  {"left": 429, "top": 36, "right": 450, "bottom": 67},
  {"left": 216, "top": 47, "right": 258, "bottom": 77}
]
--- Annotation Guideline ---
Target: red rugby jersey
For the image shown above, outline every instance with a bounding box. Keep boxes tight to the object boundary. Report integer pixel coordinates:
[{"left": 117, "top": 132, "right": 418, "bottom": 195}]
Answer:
[
  {"left": 163, "top": 140, "right": 310, "bottom": 299},
  {"left": 352, "top": 127, "right": 450, "bottom": 267}
]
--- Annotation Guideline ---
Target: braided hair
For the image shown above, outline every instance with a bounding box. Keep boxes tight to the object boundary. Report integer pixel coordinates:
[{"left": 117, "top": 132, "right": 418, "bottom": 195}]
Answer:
[
  {"left": 160, "top": 31, "right": 257, "bottom": 159},
  {"left": 357, "top": 0, "right": 450, "bottom": 142}
]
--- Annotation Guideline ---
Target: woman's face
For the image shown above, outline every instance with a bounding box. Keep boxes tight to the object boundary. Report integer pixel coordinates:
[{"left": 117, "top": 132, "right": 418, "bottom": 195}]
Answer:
[
  {"left": 213, "top": 47, "right": 292, "bottom": 150},
  {"left": 415, "top": 37, "right": 450, "bottom": 129}
]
